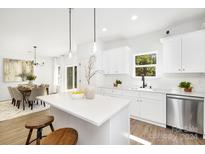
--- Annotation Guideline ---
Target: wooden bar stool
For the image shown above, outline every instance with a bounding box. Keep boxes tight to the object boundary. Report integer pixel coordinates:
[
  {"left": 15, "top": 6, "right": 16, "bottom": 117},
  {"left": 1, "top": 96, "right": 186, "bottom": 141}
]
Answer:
[
  {"left": 25, "top": 115, "right": 54, "bottom": 145},
  {"left": 41, "top": 128, "right": 78, "bottom": 145}
]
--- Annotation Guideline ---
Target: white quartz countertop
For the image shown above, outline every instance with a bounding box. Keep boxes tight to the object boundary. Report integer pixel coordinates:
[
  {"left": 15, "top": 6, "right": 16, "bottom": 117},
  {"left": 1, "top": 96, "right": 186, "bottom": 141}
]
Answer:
[
  {"left": 98, "top": 86, "right": 205, "bottom": 98},
  {"left": 37, "top": 93, "right": 130, "bottom": 127}
]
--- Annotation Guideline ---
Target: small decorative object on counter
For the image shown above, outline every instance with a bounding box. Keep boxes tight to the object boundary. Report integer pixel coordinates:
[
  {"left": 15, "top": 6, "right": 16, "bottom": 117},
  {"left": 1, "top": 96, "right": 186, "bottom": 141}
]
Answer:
[
  {"left": 178, "top": 81, "right": 193, "bottom": 92},
  {"left": 113, "top": 80, "right": 122, "bottom": 88},
  {"left": 26, "top": 74, "right": 37, "bottom": 85},
  {"left": 71, "top": 91, "right": 84, "bottom": 99}
]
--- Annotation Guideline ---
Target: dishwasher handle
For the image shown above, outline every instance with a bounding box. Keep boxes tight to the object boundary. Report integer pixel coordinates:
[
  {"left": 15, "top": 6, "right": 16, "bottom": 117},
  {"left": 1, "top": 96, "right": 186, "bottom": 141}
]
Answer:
[{"left": 167, "top": 94, "right": 204, "bottom": 101}]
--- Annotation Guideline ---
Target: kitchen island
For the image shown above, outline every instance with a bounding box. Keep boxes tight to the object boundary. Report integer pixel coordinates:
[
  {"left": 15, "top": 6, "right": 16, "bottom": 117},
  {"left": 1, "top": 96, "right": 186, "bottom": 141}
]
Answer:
[{"left": 38, "top": 93, "right": 130, "bottom": 145}]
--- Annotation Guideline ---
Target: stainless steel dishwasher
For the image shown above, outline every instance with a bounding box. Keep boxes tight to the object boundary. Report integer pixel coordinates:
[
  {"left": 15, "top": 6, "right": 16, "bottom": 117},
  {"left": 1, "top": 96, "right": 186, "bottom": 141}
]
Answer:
[{"left": 167, "top": 94, "right": 204, "bottom": 134}]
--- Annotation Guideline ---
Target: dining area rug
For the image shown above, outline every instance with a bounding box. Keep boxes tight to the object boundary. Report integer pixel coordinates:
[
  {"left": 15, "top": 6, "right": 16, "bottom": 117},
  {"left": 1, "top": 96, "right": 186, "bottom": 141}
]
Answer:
[{"left": 0, "top": 100, "right": 50, "bottom": 122}]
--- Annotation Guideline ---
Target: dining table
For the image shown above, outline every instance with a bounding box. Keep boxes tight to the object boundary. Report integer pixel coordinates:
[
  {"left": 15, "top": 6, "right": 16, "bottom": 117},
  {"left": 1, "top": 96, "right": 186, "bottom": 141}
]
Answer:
[{"left": 17, "top": 84, "right": 49, "bottom": 109}]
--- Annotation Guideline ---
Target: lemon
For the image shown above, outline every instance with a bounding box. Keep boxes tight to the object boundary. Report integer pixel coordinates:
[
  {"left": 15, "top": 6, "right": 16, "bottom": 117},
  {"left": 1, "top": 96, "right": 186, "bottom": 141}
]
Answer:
[{"left": 71, "top": 91, "right": 83, "bottom": 94}]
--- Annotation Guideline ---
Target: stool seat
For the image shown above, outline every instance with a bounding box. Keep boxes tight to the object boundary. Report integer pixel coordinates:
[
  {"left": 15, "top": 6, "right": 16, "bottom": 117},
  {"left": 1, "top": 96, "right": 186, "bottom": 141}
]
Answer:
[
  {"left": 25, "top": 115, "right": 55, "bottom": 145},
  {"left": 41, "top": 128, "right": 78, "bottom": 145},
  {"left": 25, "top": 115, "right": 54, "bottom": 129}
]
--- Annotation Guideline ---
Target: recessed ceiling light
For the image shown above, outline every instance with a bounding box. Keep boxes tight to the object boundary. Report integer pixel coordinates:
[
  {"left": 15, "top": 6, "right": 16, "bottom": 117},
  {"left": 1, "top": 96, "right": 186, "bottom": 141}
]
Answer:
[
  {"left": 131, "top": 15, "right": 138, "bottom": 21},
  {"left": 102, "top": 28, "right": 107, "bottom": 32}
]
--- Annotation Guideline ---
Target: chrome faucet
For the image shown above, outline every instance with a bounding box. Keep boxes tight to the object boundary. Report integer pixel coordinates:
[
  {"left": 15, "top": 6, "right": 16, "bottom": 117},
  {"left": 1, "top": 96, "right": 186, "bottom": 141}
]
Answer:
[{"left": 141, "top": 74, "right": 147, "bottom": 88}]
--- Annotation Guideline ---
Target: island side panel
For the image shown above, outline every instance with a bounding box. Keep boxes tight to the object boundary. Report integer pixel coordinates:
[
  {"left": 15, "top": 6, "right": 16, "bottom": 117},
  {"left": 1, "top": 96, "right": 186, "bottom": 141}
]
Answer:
[
  {"left": 204, "top": 98, "right": 205, "bottom": 139},
  {"left": 50, "top": 106, "right": 111, "bottom": 145},
  {"left": 109, "top": 105, "right": 130, "bottom": 144}
]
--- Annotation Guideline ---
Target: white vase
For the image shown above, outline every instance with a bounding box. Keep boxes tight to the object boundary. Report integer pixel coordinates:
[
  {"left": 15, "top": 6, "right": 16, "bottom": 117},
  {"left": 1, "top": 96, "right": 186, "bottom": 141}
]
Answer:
[{"left": 85, "top": 85, "right": 95, "bottom": 99}]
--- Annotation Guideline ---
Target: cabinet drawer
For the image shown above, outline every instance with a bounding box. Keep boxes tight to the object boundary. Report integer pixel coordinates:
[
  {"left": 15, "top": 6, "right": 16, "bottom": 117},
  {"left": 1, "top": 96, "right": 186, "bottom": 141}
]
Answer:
[{"left": 140, "top": 92, "right": 165, "bottom": 101}]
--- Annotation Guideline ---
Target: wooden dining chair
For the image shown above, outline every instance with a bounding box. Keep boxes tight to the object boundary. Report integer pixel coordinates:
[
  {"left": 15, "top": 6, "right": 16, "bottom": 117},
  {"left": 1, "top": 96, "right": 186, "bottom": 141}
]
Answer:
[
  {"left": 8, "top": 87, "right": 16, "bottom": 106},
  {"left": 12, "top": 87, "right": 25, "bottom": 110},
  {"left": 28, "top": 87, "right": 47, "bottom": 110}
]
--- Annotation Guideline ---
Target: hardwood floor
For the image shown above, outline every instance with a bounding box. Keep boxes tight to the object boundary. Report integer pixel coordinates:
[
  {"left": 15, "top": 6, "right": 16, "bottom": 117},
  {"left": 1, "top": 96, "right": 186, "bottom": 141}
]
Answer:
[
  {"left": 1, "top": 112, "right": 205, "bottom": 145},
  {"left": 130, "top": 118, "right": 205, "bottom": 145},
  {"left": 0, "top": 109, "right": 52, "bottom": 145}
]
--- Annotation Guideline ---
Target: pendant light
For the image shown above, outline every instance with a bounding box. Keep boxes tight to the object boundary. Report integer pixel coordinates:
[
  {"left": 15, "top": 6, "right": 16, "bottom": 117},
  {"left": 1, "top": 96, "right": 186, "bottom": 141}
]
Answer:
[
  {"left": 32, "top": 46, "right": 44, "bottom": 66},
  {"left": 92, "top": 8, "right": 97, "bottom": 55},
  {"left": 68, "top": 8, "right": 72, "bottom": 59}
]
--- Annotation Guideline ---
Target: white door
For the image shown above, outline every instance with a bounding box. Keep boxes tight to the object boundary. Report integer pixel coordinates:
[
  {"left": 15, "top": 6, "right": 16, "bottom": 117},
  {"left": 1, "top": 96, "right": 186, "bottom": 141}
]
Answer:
[
  {"left": 182, "top": 31, "right": 205, "bottom": 73},
  {"left": 163, "top": 37, "right": 182, "bottom": 73}
]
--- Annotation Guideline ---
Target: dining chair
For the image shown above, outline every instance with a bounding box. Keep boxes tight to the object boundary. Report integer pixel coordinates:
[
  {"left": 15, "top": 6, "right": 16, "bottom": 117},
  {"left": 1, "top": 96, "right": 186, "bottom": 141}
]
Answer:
[
  {"left": 12, "top": 87, "right": 25, "bottom": 110},
  {"left": 28, "top": 87, "right": 47, "bottom": 110},
  {"left": 40, "top": 84, "right": 49, "bottom": 95},
  {"left": 8, "top": 87, "right": 16, "bottom": 106}
]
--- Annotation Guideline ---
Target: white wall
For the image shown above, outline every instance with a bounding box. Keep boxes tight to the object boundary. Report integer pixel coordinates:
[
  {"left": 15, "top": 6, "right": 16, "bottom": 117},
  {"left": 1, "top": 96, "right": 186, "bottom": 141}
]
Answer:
[
  {"left": 0, "top": 52, "right": 54, "bottom": 101},
  {"left": 101, "top": 16, "right": 205, "bottom": 92},
  {"left": 55, "top": 40, "right": 105, "bottom": 92},
  {"left": 76, "top": 41, "right": 104, "bottom": 90},
  {"left": 55, "top": 16, "right": 205, "bottom": 93}
]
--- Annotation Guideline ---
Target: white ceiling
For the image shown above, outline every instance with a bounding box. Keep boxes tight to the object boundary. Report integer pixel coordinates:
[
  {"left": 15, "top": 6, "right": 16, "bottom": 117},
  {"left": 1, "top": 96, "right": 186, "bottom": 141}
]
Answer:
[{"left": 0, "top": 8, "right": 205, "bottom": 57}]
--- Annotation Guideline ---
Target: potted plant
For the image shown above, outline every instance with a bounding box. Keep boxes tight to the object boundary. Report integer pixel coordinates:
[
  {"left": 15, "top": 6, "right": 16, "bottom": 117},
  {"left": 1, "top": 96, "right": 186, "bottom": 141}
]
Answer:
[
  {"left": 113, "top": 80, "right": 122, "bottom": 88},
  {"left": 178, "top": 81, "right": 193, "bottom": 92},
  {"left": 26, "top": 74, "right": 37, "bottom": 85}
]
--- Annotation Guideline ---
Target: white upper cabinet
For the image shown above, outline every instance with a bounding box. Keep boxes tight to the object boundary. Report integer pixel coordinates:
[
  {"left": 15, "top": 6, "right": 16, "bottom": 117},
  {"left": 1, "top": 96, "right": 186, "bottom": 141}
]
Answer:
[
  {"left": 162, "top": 36, "right": 182, "bottom": 73},
  {"left": 161, "top": 30, "right": 205, "bottom": 73},
  {"left": 182, "top": 31, "right": 205, "bottom": 73},
  {"left": 102, "top": 47, "right": 131, "bottom": 74}
]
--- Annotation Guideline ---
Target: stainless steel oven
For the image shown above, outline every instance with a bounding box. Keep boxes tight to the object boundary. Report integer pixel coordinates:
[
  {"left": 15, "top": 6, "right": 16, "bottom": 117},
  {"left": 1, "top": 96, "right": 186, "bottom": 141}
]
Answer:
[{"left": 167, "top": 94, "right": 204, "bottom": 134}]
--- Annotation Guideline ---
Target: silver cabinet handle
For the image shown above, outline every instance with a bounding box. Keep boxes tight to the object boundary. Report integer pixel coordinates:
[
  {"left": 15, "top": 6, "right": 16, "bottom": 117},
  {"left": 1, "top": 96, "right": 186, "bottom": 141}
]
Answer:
[
  {"left": 183, "top": 68, "right": 185, "bottom": 71},
  {"left": 178, "top": 69, "right": 181, "bottom": 71}
]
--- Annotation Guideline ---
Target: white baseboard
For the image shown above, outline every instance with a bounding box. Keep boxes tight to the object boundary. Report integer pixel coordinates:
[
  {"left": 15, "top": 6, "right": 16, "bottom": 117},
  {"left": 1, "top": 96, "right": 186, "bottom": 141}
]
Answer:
[{"left": 130, "top": 115, "right": 166, "bottom": 128}]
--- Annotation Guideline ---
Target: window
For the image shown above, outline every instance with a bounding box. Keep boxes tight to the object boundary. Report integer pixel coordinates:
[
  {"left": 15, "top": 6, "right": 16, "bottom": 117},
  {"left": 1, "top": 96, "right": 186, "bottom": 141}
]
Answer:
[
  {"left": 134, "top": 52, "right": 157, "bottom": 77},
  {"left": 66, "top": 66, "right": 77, "bottom": 90}
]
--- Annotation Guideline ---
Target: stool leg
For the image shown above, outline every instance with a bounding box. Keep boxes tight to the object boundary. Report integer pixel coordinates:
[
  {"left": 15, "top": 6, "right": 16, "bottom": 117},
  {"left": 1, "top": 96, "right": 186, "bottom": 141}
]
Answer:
[
  {"left": 36, "top": 128, "right": 42, "bottom": 145},
  {"left": 26, "top": 129, "right": 33, "bottom": 145},
  {"left": 50, "top": 124, "right": 54, "bottom": 132}
]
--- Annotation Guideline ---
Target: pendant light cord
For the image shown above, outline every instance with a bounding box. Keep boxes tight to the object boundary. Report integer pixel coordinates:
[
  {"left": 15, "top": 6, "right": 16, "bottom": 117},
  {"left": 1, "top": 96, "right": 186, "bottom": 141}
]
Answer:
[
  {"left": 94, "top": 8, "right": 96, "bottom": 43},
  {"left": 33, "top": 46, "right": 37, "bottom": 64},
  {"left": 69, "top": 8, "right": 72, "bottom": 52}
]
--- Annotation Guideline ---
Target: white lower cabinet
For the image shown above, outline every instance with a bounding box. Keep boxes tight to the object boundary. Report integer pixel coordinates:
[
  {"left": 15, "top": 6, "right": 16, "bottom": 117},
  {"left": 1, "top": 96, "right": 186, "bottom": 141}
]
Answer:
[
  {"left": 140, "top": 97, "right": 166, "bottom": 125},
  {"left": 98, "top": 87, "right": 166, "bottom": 127},
  {"left": 129, "top": 98, "right": 140, "bottom": 118}
]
